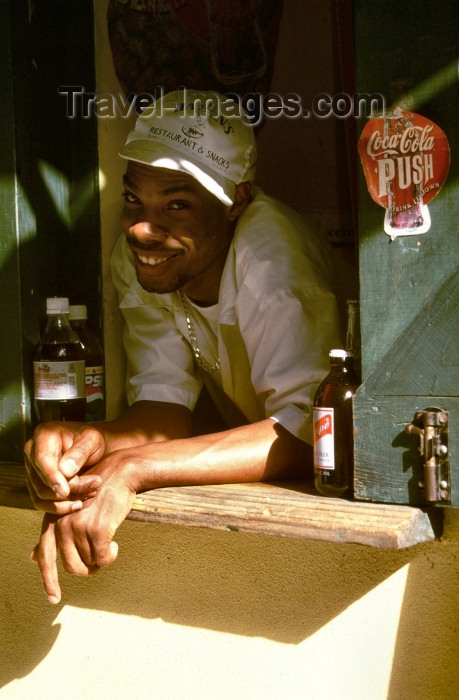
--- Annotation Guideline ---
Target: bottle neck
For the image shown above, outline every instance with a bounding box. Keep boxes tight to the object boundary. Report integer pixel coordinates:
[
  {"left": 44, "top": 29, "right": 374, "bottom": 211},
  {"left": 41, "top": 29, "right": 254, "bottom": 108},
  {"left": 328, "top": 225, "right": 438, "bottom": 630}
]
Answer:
[
  {"left": 330, "top": 357, "right": 354, "bottom": 370},
  {"left": 69, "top": 318, "right": 87, "bottom": 329},
  {"left": 328, "top": 356, "right": 360, "bottom": 384},
  {"left": 43, "top": 313, "right": 79, "bottom": 343}
]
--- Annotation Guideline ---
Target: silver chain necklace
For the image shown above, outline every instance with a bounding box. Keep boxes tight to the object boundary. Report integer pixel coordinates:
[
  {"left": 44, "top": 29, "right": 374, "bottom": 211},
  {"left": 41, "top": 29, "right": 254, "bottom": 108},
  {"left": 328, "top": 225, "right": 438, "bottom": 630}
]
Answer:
[{"left": 179, "top": 291, "right": 221, "bottom": 375}]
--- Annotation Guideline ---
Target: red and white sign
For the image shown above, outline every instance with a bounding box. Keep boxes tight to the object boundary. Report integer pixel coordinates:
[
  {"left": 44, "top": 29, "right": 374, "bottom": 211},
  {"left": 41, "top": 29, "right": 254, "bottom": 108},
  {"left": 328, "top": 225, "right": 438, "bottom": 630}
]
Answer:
[
  {"left": 358, "top": 110, "right": 450, "bottom": 239},
  {"left": 313, "top": 407, "right": 335, "bottom": 470}
]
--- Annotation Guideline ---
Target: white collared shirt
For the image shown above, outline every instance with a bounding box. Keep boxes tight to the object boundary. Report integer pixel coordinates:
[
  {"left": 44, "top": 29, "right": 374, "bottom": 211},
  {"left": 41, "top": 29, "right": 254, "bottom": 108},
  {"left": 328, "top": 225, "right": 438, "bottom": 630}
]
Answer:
[{"left": 111, "top": 186, "right": 343, "bottom": 444}]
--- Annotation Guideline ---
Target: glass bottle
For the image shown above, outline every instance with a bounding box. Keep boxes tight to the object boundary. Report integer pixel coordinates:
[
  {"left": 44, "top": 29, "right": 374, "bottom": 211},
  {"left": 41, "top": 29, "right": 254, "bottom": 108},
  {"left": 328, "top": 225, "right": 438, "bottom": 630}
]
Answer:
[
  {"left": 313, "top": 349, "right": 360, "bottom": 497},
  {"left": 345, "top": 298, "right": 361, "bottom": 380},
  {"left": 69, "top": 305, "right": 106, "bottom": 422},
  {"left": 33, "top": 297, "right": 86, "bottom": 423}
]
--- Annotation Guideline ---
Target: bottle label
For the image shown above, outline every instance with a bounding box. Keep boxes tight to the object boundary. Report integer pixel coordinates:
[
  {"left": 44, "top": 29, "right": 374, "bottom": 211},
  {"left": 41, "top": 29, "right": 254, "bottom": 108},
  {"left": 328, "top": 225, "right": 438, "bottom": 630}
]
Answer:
[
  {"left": 313, "top": 407, "right": 335, "bottom": 469},
  {"left": 34, "top": 360, "right": 86, "bottom": 400},
  {"left": 85, "top": 365, "right": 104, "bottom": 403}
]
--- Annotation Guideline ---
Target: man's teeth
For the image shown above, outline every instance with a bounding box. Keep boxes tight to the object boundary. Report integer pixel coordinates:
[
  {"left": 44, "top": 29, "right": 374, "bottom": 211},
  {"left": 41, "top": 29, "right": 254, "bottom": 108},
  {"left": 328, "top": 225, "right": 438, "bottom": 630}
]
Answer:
[{"left": 138, "top": 254, "right": 170, "bottom": 266}]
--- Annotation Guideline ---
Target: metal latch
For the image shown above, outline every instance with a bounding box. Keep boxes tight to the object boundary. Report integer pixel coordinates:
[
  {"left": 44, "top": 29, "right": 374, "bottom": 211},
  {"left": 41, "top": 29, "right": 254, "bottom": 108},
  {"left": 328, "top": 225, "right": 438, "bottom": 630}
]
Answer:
[{"left": 405, "top": 408, "right": 450, "bottom": 503}]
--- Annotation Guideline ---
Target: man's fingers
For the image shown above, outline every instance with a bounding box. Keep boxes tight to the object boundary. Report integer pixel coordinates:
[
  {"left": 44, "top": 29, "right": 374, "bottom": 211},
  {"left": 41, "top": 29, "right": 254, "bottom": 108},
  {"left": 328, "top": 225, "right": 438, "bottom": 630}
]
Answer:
[
  {"left": 30, "top": 515, "right": 62, "bottom": 605},
  {"left": 56, "top": 520, "right": 101, "bottom": 576},
  {"left": 95, "top": 540, "right": 119, "bottom": 567},
  {"left": 60, "top": 500, "right": 121, "bottom": 570},
  {"left": 26, "top": 473, "right": 101, "bottom": 515},
  {"left": 24, "top": 438, "right": 70, "bottom": 499},
  {"left": 24, "top": 425, "right": 105, "bottom": 500},
  {"left": 29, "top": 497, "right": 83, "bottom": 516},
  {"left": 27, "top": 468, "right": 101, "bottom": 501},
  {"left": 68, "top": 473, "right": 103, "bottom": 496},
  {"left": 26, "top": 473, "right": 80, "bottom": 514},
  {"left": 59, "top": 427, "right": 105, "bottom": 477}
]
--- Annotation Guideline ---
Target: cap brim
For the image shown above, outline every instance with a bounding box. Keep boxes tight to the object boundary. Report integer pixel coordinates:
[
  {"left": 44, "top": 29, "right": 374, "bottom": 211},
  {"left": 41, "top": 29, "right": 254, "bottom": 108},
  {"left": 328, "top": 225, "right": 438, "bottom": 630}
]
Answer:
[{"left": 119, "top": 141, "right": 235, "bottom": 206}]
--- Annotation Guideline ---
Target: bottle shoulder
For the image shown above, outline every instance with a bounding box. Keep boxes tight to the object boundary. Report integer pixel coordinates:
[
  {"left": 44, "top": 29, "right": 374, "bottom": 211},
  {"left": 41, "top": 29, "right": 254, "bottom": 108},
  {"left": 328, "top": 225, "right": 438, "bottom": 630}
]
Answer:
[
  {"left": 76, "top": 328, "right": 103, "bottom": 358},
  {"left": 319, "top": 366, "right": 360, "bottom": 386},
  {"left": 42, "top": 314, "right": 80, "bottom": 344},
  {"left": 314, "top": 368, "right": 360, "bottom": 407},
  {"left": 34, "top": 341, "right": 85, "bottom": 361}
]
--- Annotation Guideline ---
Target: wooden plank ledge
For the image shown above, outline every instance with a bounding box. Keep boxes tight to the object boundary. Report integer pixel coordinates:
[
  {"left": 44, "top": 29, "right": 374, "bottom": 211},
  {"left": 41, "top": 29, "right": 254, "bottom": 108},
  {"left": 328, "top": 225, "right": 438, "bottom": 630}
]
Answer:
[{"left": 0, "top": 462, "right": 442, "bottom": 550}]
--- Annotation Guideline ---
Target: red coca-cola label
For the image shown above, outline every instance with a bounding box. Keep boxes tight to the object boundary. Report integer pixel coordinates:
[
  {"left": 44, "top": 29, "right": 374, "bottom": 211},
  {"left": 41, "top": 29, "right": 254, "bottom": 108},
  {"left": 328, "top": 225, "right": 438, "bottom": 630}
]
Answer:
[{"left": 358, "top": 110, "right": 450, "bottom": 218}]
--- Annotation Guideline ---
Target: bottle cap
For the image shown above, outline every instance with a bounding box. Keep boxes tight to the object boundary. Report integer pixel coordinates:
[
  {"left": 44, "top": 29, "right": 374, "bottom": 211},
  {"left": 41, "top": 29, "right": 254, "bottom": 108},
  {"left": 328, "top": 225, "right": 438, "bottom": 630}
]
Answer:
[
  {"left": 329, "top": 348, "right": 351, "bottom": 358},
  {"left": 46, "top": 297, "right": 69, "bottom": 314},
  {"left": 69, "top": 305, "right": 88, "bottom": 321}
]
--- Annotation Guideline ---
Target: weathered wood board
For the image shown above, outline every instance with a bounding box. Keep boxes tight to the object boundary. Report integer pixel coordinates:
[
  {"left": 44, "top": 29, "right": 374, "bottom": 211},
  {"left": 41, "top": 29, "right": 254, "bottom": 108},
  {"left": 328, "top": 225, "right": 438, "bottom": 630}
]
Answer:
[{"left": 0, "top": 463, "right": 442, "bottom": 550}]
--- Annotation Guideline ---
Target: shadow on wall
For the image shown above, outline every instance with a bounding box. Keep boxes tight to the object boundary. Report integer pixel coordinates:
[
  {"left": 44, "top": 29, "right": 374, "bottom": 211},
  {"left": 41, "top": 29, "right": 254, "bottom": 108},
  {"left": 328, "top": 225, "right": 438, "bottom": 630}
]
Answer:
[{"left": 3, "top": 505, "right": 457, "bottom": 692}]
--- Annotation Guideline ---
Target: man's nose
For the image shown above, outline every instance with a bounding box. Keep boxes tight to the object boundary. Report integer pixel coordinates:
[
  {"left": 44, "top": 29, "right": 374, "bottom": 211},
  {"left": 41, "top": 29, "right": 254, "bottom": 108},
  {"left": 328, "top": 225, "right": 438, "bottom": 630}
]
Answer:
[{"left": 129, "top": 218, "right": 168, "bottom": 242}]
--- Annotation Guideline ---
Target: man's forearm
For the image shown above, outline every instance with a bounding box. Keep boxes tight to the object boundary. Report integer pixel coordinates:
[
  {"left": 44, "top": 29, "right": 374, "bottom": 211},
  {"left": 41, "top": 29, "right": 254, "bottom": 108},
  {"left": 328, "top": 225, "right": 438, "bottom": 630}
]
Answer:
[
  {"left": 29, "top": 417, "right": 312, "bottom": 604},
  {"left": 93, "top": 400, "right": 194, "bottom": 453},
  {"left": 118, "top": 418, "right": 312, "bottom": 493}
]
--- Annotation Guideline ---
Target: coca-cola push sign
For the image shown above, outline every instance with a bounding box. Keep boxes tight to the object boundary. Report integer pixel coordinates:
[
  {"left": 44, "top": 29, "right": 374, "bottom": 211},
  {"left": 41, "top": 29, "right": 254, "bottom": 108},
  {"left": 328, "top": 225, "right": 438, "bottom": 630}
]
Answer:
[{"left": 358, "top": 109, "right": 450, "bottom": 240}]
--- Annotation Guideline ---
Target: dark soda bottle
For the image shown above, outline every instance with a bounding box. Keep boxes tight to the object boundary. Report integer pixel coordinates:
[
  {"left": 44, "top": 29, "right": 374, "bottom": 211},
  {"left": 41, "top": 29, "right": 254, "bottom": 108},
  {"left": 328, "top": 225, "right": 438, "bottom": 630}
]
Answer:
[
  {"left": 313, "top": 349, "right": 360, "bottom": 497},
  {"left": 69, "top": 305, "right": 106, "bottom": 422},
  {"left": 33, "top": 297, "right": 86, "bottom": 424}
]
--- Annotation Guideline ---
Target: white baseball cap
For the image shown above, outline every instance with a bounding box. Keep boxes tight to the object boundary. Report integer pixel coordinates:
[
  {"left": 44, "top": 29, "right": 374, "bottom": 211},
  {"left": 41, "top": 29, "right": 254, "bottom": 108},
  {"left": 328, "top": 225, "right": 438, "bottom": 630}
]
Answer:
[{"left": 119, "top": 89, "right": 257, "bottom": 205}]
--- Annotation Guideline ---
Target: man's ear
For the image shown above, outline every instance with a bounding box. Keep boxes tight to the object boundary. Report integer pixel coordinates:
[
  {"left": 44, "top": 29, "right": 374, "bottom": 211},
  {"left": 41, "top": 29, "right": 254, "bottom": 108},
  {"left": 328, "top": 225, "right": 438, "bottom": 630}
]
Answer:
[{"left": 227, "top": 182, "right": 252, "bottom": 221}]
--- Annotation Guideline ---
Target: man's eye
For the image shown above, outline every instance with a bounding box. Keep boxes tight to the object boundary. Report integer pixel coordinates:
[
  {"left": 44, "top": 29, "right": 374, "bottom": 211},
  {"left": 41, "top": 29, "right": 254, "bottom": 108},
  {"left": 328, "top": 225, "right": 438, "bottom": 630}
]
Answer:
[
  {"left": 121, "top": 191, "right": 140, "bottom": 205},
  {"left": 168, "top": 201, "right": 188, "bottom": 211}
]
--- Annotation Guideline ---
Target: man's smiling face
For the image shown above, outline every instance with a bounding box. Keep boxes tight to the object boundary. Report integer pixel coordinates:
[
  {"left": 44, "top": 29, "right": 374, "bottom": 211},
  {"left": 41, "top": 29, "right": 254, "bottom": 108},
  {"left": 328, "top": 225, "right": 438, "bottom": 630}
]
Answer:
[{"left": 121, "top": 161, "right": 234, "bottom": 305}]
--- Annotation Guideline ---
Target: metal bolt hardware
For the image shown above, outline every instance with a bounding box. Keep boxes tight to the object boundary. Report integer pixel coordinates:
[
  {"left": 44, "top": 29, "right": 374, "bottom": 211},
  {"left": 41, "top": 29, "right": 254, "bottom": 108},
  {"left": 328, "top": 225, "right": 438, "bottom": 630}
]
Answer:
[{"left": 406, "top": 408, "right": 450, "bottom": 504}]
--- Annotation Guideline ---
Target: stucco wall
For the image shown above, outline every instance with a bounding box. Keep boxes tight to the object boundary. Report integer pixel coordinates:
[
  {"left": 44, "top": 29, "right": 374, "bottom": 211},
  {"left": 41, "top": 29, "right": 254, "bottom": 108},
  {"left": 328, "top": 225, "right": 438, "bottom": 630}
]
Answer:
[
  {"left": 2, "top": 2, "right": 459, "bottom": 699},
  {"left": 1, "top": 506, "right": 459, "bottom": 699}
]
